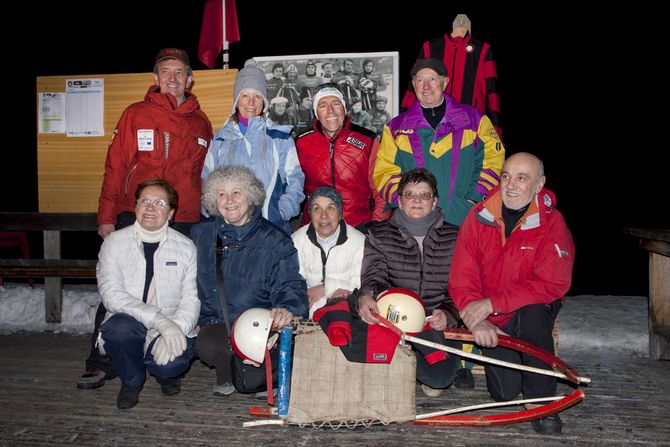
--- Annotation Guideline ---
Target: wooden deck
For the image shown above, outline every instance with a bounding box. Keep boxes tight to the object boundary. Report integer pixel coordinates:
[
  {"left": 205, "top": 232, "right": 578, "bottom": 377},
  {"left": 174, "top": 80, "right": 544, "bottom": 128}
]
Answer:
[{"left": 0, "top": 333, "right": 668, "bottom": 446}]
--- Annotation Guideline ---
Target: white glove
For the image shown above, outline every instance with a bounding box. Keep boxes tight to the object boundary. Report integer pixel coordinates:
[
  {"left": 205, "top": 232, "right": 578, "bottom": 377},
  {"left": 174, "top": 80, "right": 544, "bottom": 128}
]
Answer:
[
  {"left": 152, "top": 313, "right": 186, "bottom": 363},
  {"left": 152, "top": 336, "right": 172, "bottom": 366}
]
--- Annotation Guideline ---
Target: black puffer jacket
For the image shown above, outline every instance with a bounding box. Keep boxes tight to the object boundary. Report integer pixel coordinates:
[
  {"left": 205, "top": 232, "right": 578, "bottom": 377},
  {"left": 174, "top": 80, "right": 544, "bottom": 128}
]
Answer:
[{"left": 358, "top": 209, "right": 461, "bottom": 327}]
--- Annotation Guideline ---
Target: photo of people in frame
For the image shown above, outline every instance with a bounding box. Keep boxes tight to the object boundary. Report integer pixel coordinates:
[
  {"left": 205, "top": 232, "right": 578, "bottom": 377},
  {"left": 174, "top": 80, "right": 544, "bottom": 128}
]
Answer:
[{"left": 255, "top": 52, "right": 398, "bottom": 139}]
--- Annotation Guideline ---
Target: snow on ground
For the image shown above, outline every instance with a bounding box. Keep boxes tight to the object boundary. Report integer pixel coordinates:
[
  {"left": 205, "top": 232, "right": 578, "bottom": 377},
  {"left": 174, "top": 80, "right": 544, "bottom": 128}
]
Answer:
[
  {"left": 0, "top": 283, "right": 100, "bottom": 335},
  {"left": 0, "top": 284, "right": 650, "bottom": 356},
  {"left": 559, "top": 295, "right": 648, "bottom": 355}
]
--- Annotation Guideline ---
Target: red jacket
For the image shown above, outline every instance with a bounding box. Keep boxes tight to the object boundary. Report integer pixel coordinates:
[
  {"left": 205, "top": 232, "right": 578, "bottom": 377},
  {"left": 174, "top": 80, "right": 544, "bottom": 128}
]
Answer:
[
  {"left": 296, "top": 118, "right": 388, "bottom": 228},
  {"left": 98, "top": 86, "right": 212, "bottom": 225},
  {"left": 448, "top": 187, "right": 574, "bottom": 327}
]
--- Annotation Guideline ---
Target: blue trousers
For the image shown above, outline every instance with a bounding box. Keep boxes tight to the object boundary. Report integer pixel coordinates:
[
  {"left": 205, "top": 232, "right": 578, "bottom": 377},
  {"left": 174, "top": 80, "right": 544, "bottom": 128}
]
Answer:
[{"left": 100, "top": 313, "right": 195, "bottom": 389}]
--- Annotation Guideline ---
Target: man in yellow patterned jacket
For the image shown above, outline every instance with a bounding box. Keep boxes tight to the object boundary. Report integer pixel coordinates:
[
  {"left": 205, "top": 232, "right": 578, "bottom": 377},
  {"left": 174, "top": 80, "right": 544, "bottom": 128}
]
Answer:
[{"left": 374, "top": 57, "right": 504, "bottom": 226}]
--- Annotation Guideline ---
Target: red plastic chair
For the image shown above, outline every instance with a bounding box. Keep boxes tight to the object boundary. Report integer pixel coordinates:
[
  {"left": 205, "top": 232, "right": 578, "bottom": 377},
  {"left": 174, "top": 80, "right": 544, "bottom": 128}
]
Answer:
[{"left": 0, "top": 231, "right": 34, "bottom": 287}]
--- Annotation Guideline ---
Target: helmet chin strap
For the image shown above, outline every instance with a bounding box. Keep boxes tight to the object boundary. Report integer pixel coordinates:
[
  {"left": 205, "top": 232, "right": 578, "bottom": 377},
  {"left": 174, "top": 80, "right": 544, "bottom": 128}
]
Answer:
[{"left": 264, "top": 347, "right": 274, "bottom": 406}]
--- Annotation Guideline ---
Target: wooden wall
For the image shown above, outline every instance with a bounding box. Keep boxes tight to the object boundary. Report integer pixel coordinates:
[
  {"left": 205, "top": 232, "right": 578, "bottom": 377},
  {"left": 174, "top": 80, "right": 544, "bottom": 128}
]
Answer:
[{"left": 35, "top": 69, "right": 236, "bottom": 212}]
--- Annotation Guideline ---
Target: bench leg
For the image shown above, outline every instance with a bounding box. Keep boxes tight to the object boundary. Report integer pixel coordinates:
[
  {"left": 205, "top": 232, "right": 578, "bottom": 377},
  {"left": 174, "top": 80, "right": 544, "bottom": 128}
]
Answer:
[
  {"left": 43, "top": 231, "right": 62, "bottom": 323},
  {"left": 649, "top": 253, "right": 670, "bottom": 359}
]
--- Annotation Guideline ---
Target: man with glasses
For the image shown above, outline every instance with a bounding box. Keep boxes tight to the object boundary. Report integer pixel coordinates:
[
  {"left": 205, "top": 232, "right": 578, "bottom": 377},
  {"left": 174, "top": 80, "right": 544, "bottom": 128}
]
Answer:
[
  {"left": 374, "top": 57, "right": 504, "bottom": 228},
  {"left": 354, "top": 168, "right": 463, "bottom": 398},
  {"left": 79, "top": 48, "right": 212, "bottom": 390}
]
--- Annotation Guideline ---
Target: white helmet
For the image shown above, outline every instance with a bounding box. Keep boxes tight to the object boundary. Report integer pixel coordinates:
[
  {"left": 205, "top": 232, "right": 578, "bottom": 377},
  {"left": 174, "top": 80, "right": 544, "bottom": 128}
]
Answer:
[
  {"left": 230, "top": 308, "right": 277, "bottom": 367},
  {"left": 375, "top": 288, "right": 426, "bottom": 334}
]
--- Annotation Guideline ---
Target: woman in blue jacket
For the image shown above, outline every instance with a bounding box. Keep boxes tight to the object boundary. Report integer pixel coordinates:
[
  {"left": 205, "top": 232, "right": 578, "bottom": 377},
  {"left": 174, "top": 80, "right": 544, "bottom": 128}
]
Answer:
[
  {"left": 201, "top": 59, "right": 305, "bottom": 234},
  {"left": 190, "top": 166, "right": 307, "bottom": 397}
]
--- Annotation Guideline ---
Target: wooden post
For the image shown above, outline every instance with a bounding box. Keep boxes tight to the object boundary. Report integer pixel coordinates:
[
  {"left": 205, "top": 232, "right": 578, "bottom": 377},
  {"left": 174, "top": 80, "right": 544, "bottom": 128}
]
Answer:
[
  {"left": 624, "top": 228, "right": 670, "bottom": 360},
  {"left": 43, "top": 230, "right": 62, "bottom": 323},
  {"left": 649, "top": 252, "right": 670, "bottom": 359}
]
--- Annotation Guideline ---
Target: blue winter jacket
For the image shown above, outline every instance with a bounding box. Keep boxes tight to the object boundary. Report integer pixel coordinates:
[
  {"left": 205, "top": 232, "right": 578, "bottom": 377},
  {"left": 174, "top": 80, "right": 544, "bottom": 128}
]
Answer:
[
  {"left": 202, "top": 117, "right": 304, "bottom": 233},
  {"left": 190, "top": 209, "right": 308, "bottom": 327}
]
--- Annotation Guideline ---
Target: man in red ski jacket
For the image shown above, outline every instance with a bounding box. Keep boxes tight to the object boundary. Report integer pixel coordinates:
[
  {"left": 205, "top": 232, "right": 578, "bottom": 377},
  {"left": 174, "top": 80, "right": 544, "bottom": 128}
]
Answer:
[
  {"left": 448, "top": 152, "right": 574, "bottom": 435},
  {"left": 296, "top": 84, "right": 388, "bottom": 230},
  {"left": 97, "top": 48, "right": 212, "bottom": 239}
]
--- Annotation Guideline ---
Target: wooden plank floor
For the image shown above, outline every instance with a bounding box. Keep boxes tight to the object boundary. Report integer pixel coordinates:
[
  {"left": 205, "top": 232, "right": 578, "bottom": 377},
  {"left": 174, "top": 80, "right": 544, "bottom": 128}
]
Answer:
[{"left": 0, "top": 333, "right": 668, "bottom": 446}]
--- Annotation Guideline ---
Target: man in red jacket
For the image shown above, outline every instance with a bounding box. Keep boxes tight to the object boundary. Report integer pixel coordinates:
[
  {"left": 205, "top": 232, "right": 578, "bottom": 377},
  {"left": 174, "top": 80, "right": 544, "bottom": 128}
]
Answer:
[
  {"left": 97, "top": 48, "right": 212, "bottom": 239},
  {"left": 78, "top": 48, "right": 212, "bottom": 390},
  {"left": 448, "top": 152, "right": 574, "bottom": 435},
  {"left": 295, "top": 84, "right": 388, "bottom": 231}
]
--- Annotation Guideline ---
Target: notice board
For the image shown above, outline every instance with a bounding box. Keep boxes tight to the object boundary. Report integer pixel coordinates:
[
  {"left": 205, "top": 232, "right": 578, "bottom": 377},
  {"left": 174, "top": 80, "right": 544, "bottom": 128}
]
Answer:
[{"left": 35, "top": 69, "right": 236, "bottom": 212}]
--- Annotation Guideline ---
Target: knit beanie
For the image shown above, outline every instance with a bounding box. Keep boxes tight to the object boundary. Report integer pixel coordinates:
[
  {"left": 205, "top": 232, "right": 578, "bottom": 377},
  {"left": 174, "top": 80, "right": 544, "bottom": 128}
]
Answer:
[
  {"left": 308, "top": 186, "right": 343, "bottom": 217},
  {"left": 312, "top": 85, "right": 346, "bottom": 115},
  {"left": 232, "top": 59, "right": 269, "bottom": 114}
]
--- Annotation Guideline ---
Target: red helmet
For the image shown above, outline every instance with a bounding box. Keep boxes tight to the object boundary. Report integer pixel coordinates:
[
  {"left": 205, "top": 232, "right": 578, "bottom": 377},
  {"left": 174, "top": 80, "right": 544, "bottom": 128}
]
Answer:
[{"left": 375, "top": 288, "right": 426, "bottom": 334}]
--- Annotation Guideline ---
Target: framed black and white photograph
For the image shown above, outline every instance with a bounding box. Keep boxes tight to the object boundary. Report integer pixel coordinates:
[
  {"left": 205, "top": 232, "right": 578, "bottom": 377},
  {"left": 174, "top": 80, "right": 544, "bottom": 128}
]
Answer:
[{"left": 254, "top": 51, "right": 398, "bottom": 139}]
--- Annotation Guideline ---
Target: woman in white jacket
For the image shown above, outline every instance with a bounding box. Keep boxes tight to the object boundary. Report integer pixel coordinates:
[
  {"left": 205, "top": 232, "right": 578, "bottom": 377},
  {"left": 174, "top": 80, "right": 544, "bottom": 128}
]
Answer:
[
  {"left": 98, "top": 179, "right": 200, "bottom": 409},
  {"left": 292, "top": 186, "right": 366, "bottom": 318}
]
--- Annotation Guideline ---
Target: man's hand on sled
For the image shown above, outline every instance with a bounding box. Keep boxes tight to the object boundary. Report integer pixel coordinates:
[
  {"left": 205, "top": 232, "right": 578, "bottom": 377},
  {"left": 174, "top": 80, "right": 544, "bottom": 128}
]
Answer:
[
  {"left": 460, "top": 298, "right": 493, "bottom": 329},
  {"left": 471, "top": 320, "right": 506, "bottom": 348}
]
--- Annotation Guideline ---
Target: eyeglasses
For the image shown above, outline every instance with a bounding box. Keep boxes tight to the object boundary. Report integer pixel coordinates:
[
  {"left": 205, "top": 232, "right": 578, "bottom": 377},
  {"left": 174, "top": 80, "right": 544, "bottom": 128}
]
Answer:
[
  {"left": 137, "top": 198, "right": 169, "bottom": 209},
  {"left": 401, "top": 191, "right": 434, "bottom": 201}
]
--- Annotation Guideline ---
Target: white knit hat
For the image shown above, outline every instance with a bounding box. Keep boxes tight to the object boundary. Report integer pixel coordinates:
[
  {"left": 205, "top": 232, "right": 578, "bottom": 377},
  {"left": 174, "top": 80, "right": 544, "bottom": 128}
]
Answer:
[{"left": 312, "top": 85, "right": 346, "bottom": 116}]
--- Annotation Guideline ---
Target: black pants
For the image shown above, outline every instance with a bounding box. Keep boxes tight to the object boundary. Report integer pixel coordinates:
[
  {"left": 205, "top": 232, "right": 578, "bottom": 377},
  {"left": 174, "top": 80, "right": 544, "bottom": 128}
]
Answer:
[
  {"left": 196, "top": 323, "right": 278, "bottom": 393},
  {"left": 413, "top": 330, "right": 461, "bottom": 389},
  {"left": 83, "top": 213, "right": 195, "bottom": 374},
  {"left": 195, "top": 324, "right": 233, "bottom": 385},
  {"left": 483, "top": 300, "right": 562, "bottom": 401}
]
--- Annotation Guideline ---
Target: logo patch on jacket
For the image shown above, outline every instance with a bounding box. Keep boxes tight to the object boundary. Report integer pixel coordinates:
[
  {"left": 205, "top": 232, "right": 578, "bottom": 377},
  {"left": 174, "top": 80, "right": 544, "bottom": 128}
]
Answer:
[
  {"left": 137, "top": 129, "right": 154, "bottom": 151},
  {"left": 554, "top": 244, "right": 569, "bottom": 258},
  {"left": 346, "top": 136, "right": 366, "bottom": 150},
  {"left": 108, "top": 129, "right": 119, "bottom": 147},
  {"left": 165, "top": 261, "right": 178, "bottom": 266}
]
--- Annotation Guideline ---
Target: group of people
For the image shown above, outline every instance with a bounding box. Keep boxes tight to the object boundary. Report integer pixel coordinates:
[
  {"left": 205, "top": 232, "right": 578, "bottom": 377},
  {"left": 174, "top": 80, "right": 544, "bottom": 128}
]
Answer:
[{"left": 78, "top": 47, "right": 574, "bottom": 435}]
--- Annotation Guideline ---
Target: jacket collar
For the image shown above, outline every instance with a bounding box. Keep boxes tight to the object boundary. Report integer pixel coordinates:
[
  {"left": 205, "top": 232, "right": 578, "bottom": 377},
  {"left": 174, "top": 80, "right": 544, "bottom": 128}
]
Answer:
[
  {"left": 405, "top": 94, "right": 472, "bottom": 138},
  {"left": 306, "top": 220, "right": 348, "bottom": 248},
  {"left": 314, "top": 116, "right": 351, "bottom": 141},
  {"left": 476, "top": 186, "right": 557, "bottom": 232},
  {"left": 215, "top": 207, "right": 263, "bottom": 240},
  {"left": 144, "top": 85, "right": 200, "bottom": 114}
]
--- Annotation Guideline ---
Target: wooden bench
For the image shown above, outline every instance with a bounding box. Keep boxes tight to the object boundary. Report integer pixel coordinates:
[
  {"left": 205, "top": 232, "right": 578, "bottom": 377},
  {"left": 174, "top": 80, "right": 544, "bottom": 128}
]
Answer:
[
  {"left": 623, "top": 228, "right": 670, "bottom": 360},
  {"left": 0, "top": 212, "right": 98, "bottom": 323}
]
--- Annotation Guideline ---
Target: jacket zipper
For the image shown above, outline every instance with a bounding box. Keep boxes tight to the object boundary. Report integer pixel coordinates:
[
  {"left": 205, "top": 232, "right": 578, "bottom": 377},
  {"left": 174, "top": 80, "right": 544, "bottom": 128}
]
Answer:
[
  {"left": 123, "top": 164, "right": 137, "bottom": 196},
  {"left": 329, "top": 139, "right": 336, "bottom": 187}
]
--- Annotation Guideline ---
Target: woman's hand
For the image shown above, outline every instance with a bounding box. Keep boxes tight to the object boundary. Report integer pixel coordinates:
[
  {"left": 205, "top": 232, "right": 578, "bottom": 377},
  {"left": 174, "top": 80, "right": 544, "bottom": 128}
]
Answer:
[
  {"left": 307, "top": 284, "right": 325, "bottom": 308},
  {"left": 270, "top": 307, "right": 294, "bottom": 331},
  {"left": 358, "top": 294, "right": 380, "bottom": 325}
]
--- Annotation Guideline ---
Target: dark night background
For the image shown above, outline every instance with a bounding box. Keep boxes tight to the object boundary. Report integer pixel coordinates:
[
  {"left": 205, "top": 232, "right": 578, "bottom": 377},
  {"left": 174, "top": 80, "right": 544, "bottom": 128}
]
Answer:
[{"left": 3, "top": 2, "right": 663, "bottom": 296}]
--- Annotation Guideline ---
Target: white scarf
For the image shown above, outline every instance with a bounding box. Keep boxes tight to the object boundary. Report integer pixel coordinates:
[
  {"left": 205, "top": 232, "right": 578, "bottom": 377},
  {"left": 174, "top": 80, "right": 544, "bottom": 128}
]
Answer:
[{"left": 133, "top": 220, "right": 168, "bottom": 243}]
